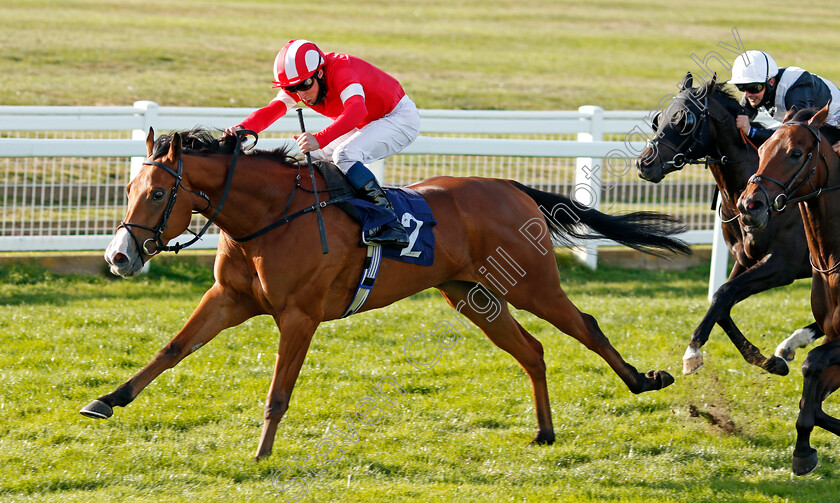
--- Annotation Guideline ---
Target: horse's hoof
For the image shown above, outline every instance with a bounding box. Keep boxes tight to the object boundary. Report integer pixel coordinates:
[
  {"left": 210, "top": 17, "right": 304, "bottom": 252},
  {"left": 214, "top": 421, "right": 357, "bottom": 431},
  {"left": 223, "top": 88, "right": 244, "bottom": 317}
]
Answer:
[
  {"left": 764, "top": 355, "right": 790, "bottom": 376},
  {"left": 683, "top": 356, "right": 703, "bottom": 375},
  {"left": 658, "top": 370, "right": 675, "bottom": 389},
  {"left": 529, "top": 430, "right": 555, "bottom": 446},
  {"left": 775, "top": 347, "right": 796, "bottom": 362},
  {"left": 79, "top": 399, "right": 113, "bottom": 419},
  {"left": 792, "top": 450, "right": 819, "bottom": 476}
]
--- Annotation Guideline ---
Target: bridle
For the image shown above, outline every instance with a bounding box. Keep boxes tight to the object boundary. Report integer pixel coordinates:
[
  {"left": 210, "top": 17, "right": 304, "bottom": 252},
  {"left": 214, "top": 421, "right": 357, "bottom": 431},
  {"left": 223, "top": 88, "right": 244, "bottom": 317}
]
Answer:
[
  {"left": 118, "top": 129, "right": 254, "bottom": 258},
  {"left": 745, "top": 121, "right": 835, "bottom": 213},
  {"left": 645, "top": 95, "right": 730, "bottom": 170},
  {"left": 746, "top": 120, "right": 840, "bottom": 275}
]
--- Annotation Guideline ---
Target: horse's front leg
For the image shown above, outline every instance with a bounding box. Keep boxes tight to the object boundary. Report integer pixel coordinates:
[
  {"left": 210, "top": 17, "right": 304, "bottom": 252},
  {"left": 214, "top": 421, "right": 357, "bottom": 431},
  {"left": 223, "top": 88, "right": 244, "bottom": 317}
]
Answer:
[
  {"left": 255, "top": 308, "right": 320, "bottom": 460},
  {"left": 684, "top": 254, "right": 796, "bottom": 375},
  {"left": 80, "top": 283, "right": 263, "bottom": 419}
]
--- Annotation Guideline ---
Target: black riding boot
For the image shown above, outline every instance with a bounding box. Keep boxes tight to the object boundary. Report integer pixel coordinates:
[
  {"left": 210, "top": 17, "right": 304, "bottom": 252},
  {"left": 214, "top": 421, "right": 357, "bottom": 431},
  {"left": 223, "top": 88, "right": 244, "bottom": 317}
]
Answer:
[{"left": 345, "top": 162, "right": 409, "bottom": 248}]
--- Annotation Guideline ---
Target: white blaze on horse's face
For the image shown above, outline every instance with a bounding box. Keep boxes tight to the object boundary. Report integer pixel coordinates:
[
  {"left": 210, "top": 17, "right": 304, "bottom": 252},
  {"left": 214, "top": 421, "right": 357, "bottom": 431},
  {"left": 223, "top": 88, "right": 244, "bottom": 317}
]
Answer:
[{"left": 104, "top": 227, "right": 144, "bottom": 277}]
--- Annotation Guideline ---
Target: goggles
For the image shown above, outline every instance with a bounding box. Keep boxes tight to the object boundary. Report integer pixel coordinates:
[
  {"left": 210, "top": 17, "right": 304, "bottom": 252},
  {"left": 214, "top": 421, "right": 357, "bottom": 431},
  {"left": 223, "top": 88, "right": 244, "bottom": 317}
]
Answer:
[
  {"left": 735, "top": 82, "right": 765, "bottom": 94},
  {"left": 283, "top": 77, "right": 316, "bottom": 93}
]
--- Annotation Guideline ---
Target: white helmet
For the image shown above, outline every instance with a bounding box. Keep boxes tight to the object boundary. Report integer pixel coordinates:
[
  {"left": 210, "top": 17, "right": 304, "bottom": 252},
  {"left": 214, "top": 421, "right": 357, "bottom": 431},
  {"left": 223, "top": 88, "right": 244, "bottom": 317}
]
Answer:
[{"left": 730, "top": 50, "right": 778, "bottom": 84}]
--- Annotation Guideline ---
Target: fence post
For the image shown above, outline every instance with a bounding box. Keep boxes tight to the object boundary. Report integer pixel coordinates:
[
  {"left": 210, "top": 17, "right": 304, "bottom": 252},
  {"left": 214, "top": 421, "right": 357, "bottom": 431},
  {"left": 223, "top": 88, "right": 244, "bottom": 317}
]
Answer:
[
  {"left": 131, "top": 101, "right": 159, "bottom": 181},
  {"left": 708, "top": 199, "right": 729, "bottom": 301},
  {"left": 574, "top": 105, "right": 604, "bottom": 269},
  {"left": 131, "top": 101, "right": 159, "bottom": 273}
]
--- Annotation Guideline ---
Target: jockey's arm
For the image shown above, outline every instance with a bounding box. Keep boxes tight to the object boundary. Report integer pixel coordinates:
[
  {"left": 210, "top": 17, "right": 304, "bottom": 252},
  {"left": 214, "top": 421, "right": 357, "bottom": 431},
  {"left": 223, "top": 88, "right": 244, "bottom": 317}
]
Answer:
[{"left": 312, "top": 94, "right": 367, "bottom": 148}]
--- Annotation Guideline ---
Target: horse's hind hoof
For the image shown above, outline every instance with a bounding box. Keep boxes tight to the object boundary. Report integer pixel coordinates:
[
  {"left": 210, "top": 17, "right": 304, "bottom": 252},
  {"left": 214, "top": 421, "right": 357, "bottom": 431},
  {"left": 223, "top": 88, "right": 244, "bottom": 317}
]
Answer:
[
  {"left": 529, "top": 430, "right": 555, "bottom": 446},
  {"left": 792, "top": 450, "right": 819, "bottom": 476},
  {"left": 682, "top": 347, "right": 703, "bottom": 375},
  {"left": 80, "top": 399, "right": 113, "bottom": 419},
  {"left": 764, "top": 355, "right": 790, "bottom": 376}
]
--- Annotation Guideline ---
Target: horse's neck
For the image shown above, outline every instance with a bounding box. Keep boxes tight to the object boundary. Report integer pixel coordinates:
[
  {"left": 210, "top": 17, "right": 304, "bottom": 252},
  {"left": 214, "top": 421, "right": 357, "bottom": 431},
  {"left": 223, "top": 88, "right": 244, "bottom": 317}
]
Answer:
[
  {"left": 709, "top": 136, "right": 756, "bottom": 207},
  {"left": 707, "top": 109, "right": 756, "bottom": 206},
  {"left": 186, "top": 155, "right": 298, "bottom": 237},
  {"left": 801, "top": 153, "right": 840, "bottom": 273}
]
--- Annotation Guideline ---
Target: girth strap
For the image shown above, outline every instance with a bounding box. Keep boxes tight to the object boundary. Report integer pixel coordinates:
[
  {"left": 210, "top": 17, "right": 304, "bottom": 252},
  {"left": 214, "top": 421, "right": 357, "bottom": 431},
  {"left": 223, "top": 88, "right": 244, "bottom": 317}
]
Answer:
[{"left": 340, "top": 245, "right": 382, "bottom": 318}]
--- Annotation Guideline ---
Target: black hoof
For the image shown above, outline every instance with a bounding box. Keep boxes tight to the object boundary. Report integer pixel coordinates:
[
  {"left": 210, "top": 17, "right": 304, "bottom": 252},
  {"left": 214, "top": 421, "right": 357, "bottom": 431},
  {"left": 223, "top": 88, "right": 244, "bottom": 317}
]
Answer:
[
  {"left": 792, "top": 450, "right": 819, "bottom": 476},
  {"left": 763, "top": 356, "right": 790, "bottom": 376},
  {"left": 640, "top": 370, "right": 674, "bottom": 392},
  {"left": 529, "top": 430, "right": 555, "bottom": 446},
  {"left": 80, "top": 399, "right": 113, "bottom": 419},
  {"left": 657, "top": 370, "right": 675, "bottom": 389}
]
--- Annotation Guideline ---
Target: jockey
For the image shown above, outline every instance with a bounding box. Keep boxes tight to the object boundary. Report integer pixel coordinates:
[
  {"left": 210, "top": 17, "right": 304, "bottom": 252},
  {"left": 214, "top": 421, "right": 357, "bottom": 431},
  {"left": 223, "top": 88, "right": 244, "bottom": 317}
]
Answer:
[
  {"left": 730, "top": 50, "right": 840, "bottom": 145},
  {"left": 225, "top": 39, "right": 420, "bottom": 248}
]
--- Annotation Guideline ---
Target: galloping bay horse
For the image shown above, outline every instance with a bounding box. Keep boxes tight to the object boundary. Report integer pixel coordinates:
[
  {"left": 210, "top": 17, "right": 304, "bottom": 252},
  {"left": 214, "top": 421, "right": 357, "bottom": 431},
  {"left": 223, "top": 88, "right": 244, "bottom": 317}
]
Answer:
[
  {"left": 637, "top": 73, "right": 822, "bottom": 376},
  {"left": 738, "top": 104, "right": 840, "bottom": 475},
  {"left": 81, "top": 128, "right": 690, "bottom": 460}
]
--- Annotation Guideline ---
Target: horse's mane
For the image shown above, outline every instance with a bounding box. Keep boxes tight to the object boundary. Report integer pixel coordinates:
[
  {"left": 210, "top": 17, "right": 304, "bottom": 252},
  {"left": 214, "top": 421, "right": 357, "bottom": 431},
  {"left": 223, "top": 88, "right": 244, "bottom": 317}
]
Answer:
[
  {"left": 151, "top": 127, "right": 308, "bottom": 170},
  {"left": 788, "top": 108, "right": 840, "bottom": 146},
  {"left": 709, "top": 82, "right": 747, "bottom": 119}
]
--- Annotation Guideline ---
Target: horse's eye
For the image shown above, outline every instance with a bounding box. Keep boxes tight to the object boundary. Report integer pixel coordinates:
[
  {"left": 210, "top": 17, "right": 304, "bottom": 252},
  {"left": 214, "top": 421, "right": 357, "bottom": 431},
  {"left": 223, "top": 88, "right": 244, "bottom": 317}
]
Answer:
[
  {"left": 152, "top": 189, "right": 166, "bottom": 201},
  {"left": 650, "top": 111, "right": 661, "bottom": 130},
  {"left": 681, "top": 111, "right": 697, "bottom": 134},
  {"left": 791, "top": 149, "right": 804, "bottom": 160}
]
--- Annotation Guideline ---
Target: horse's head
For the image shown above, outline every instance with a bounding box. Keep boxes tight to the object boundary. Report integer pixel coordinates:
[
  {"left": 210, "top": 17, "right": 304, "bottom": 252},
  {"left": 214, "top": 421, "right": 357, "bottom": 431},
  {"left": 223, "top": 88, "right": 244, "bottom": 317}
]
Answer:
[
  {"left": 104, "top": 128, "right": 198, "bottom": 277},
  {"left": 637, "top": 73, "right": 739, "bottom": 182},
  {"left": 738, "top": 104, "right": 835, "bottom": 231}
]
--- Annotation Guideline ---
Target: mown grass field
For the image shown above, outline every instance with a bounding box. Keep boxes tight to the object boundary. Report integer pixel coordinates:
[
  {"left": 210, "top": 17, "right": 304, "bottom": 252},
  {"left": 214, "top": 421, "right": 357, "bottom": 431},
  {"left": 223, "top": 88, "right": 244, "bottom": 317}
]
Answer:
[
  {"left": 5, "top": 1, "right": 840, "bottom": 502},
  {"left": 1, "top": 255, "right": 837, "bottom": 502},
  {"left": 2, "top": 0, "right": 840, "bottom": 110}
]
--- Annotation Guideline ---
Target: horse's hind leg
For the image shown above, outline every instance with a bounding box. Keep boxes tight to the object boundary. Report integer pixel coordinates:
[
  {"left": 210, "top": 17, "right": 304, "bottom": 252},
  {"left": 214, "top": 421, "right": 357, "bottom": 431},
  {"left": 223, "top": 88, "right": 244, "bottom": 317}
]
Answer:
[
  {"left": 437, "top": 281, "right": 555, "bottom": 444},
  {"left": 507, "top": 281, "right": 673, "bottom": 394},
  {"left": 776, "top": 322, "right": 824, "bottom": 362},
  {"left": 792, "top": 340, "right": 840, "bottom": 476}
]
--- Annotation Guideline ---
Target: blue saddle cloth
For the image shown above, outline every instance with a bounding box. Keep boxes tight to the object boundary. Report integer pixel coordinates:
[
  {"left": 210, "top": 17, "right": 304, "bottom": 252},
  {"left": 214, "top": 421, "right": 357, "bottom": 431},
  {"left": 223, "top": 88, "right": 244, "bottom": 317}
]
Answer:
[{"left": 348, "top": 187, "right": 436, "bottom": 266}]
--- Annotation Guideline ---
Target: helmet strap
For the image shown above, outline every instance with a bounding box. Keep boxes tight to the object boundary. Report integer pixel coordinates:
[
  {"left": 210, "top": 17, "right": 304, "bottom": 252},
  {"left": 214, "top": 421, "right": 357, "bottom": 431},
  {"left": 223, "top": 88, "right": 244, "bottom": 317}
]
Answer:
[{"left": 311, "top": 69, "right": 327, "bottom": 106}]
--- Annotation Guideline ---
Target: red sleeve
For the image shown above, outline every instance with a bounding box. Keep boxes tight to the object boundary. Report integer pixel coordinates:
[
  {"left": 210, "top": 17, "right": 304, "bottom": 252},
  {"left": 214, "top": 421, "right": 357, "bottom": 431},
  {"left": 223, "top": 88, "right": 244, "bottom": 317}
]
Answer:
[
  {"left": 238, "top": 99, "right": 290, "bottom": 134},
  {"left": 313, "top": 94, "right": 367, "bottom": 147}
]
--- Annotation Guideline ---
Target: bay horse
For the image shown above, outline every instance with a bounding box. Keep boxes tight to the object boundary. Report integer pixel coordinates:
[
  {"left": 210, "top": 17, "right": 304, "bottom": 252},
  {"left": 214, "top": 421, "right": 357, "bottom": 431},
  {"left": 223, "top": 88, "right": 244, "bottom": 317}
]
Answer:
[
  {"left": 738, "top": 104, "right": 840, "bottom": 475},
  {"left": 81, "top": 127, "right": 690, "bottom": 460},
  {"left": 636, "top": 73, "right": 822, "bottom": 376}
]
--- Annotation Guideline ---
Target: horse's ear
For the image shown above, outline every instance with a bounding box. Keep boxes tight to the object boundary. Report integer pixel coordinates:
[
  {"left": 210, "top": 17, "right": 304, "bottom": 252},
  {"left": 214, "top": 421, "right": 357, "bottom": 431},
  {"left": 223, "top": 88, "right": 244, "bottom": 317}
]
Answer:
[
  {"left": 145, "top": 127, "right": 155, "bottom": 158},
  {"left": 807, "top": 101, "right": 831, "bottom": 128},
  {"left": 167, "top": 132, "right": 182, "bottom": 161},
  {"left": 782, "top": 108, "right": 798, "bottom": 123},
  {"left": 698, "top": 73, "right": 717, "bottom": 99},
  {"left": 679, "top": 72, "right": 693, "bottom": 90}
]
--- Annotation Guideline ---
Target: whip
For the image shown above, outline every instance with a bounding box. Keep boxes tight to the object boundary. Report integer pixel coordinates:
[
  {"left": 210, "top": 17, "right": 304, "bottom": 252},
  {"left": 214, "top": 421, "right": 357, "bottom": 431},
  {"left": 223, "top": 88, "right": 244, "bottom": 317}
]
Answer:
[{"left": 296, "top": 108, "right": 329, "bottom": 254}]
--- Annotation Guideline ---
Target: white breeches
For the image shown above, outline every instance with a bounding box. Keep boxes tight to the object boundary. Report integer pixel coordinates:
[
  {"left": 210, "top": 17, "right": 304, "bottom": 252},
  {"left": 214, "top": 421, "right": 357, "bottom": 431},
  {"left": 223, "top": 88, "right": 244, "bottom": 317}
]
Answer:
[{"left": 309, "top": 95, "right": 421, "bottom": 173}]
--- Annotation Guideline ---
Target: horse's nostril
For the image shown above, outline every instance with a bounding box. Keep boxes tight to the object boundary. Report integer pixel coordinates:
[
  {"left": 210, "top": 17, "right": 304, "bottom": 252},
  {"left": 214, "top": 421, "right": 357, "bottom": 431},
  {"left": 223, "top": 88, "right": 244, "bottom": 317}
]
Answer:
[
  {"left": 747, "top": 200, "right": 763, "bottom": 211},
  {"left": 113, "top": 252, "right": 128, "bottom": 265}
]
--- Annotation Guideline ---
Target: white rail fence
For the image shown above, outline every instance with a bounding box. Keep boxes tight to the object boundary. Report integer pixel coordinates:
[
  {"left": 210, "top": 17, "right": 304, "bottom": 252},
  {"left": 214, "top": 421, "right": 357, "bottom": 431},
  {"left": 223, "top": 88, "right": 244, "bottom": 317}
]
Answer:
[{"left": 0, "top": 102, "right": 729, "bottom": 297}]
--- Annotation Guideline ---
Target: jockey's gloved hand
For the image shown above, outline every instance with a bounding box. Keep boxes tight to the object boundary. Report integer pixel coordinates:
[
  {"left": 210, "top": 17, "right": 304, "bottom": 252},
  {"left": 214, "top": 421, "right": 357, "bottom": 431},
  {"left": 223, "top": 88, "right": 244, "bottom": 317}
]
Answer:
[{"left": 223, "top": 125, "right": 244, "bottom": 139}]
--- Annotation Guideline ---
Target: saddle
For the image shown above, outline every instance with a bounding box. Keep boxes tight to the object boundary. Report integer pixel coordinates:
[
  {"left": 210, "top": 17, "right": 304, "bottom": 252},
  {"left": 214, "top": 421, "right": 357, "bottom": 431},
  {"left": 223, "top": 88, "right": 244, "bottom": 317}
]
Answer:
[{"left": 312, "top": 161, "right": 362, "bottom": 224}]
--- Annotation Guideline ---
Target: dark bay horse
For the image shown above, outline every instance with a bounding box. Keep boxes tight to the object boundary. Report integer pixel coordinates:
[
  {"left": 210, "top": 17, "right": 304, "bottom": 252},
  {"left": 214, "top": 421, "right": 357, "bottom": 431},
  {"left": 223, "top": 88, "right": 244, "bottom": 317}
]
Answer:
[
  {"left": 81, "top": 128, "right": 689, "bottom": 460},
  {"left": 636, "top": 73, "right": 822, "bottom": 376},
  {"left": 738, "top": 104, "right": 840, "bottom": 475}
]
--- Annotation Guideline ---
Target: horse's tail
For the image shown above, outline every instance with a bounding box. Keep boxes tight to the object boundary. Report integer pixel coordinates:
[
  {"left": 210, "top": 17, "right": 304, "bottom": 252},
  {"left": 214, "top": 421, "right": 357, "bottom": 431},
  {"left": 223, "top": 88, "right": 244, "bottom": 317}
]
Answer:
[{"left": 510, "top": 181, "right": 692, "bottom": 258}]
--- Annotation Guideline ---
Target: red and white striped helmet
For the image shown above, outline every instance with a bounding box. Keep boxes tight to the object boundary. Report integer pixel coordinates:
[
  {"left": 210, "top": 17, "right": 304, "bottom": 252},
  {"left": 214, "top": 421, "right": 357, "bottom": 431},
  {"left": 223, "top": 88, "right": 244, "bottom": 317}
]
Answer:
[{"left": 272, "top": 39, "right": 325, "bottom": 88}]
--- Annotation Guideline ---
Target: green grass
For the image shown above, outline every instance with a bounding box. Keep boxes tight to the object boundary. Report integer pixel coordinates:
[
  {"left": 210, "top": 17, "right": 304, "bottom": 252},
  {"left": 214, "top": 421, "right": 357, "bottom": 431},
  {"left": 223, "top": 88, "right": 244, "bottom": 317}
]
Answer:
[
  {"left": 0, "top": 255, "right": 836, "bottom": 502},
  {"left": 3, "top": 0, "right": 840, "bottom": 110}
]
